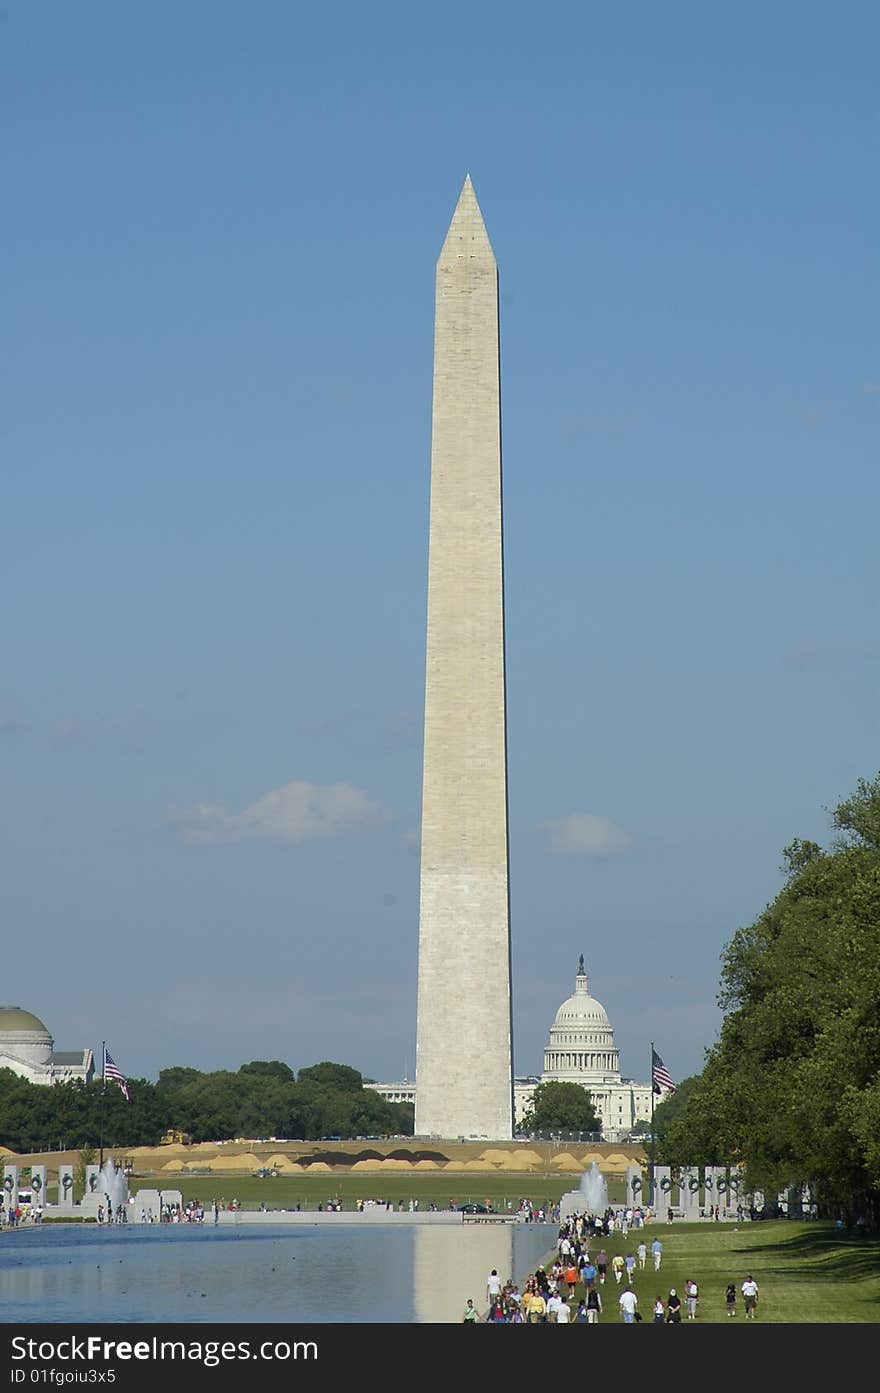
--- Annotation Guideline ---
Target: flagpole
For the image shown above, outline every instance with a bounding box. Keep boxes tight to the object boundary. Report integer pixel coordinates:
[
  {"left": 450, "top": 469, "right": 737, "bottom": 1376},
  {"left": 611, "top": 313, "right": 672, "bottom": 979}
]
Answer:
[
  {"left": 98, "top": 1041, "right": 105, "bottom": 1172},
  {"left": 649, "top": 1041, "right": 656, "bottom": 1215}
]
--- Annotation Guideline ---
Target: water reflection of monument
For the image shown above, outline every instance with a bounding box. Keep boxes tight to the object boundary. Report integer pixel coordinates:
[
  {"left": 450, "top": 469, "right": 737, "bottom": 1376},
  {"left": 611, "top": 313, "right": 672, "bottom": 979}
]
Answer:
[{"left": 412, "top": 1223, "right": 555, "bottom": 1322}]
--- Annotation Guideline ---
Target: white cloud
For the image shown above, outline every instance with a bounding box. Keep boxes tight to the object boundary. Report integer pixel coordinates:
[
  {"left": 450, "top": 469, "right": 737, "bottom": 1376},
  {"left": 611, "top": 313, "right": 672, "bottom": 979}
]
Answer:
[
  {"left": 547, "top": 813, "right": 632, "bottom": 858},
  {"left": 172, "top": 780, "right": 386, "bottom": 845}
]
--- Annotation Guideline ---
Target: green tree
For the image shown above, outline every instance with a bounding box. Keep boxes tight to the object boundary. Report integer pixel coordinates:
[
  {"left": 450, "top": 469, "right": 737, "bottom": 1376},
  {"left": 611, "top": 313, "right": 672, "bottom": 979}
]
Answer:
[
  {"left": 74, "top": 1146, "right": 96, "bottom": 1201},
  {"left": 663, "top": 773, "right": 880, "bottom": 1222},
  {"left": 0, "top": 1055, "right": 414, "bottom": 1151},
  {"left": 652, "top": 1075, "right": 702, "bottom": 1159},
  {"left": 297, "top": 1062, "right": 363, "bottom": 1092},
  {"left": 521, "top": 1081, "right": 600, "bottom": 1134},
  {"left": 239, "top": 1061, "right": 296, "bottom": 1083},
  {"left": 156, "top": 1067, "right": 203, "bottom": 1091}
]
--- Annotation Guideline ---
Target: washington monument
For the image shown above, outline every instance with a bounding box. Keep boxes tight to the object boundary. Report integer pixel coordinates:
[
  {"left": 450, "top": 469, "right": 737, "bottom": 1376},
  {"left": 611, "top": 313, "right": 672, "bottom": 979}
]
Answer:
[{"left": 414, "top": 177, "right": 513, "bottom": 1140}]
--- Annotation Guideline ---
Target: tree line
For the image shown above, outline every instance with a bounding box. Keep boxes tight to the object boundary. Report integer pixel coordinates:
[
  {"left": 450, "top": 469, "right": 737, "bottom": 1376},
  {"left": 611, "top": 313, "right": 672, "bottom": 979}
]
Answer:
[
  {"left": 0, "top": 1059, "right": 414, "bottom": 1153},
  {"left": 654, "top": 774, "right": 880, "bottom": 1225}
]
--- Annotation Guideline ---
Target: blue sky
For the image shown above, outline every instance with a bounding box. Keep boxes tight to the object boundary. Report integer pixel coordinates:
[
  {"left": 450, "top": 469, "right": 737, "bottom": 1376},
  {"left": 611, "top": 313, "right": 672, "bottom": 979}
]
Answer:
[{"left": 3, "top": 2, "right": 878, "bottom": 1093}]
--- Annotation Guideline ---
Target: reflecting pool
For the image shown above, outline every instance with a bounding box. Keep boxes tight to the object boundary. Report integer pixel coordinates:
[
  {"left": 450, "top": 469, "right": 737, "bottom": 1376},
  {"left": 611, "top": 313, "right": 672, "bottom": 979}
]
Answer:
[{"left": 1, "top": 1222, "right": 555, "bottom": 1324}]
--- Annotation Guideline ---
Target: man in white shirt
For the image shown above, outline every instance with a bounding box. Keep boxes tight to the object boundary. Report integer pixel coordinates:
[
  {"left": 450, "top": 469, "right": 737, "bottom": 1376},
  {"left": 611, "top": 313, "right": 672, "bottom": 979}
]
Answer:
[
  {"left": 556, "top": 1298, "right": 571, "bottom": 1324},
  {"left": 619, "top": 1288, "right": 639, "bottom": 1324},
  {"left": 486, "top": 1269, "right": 502, "bottom": 1306},
  {"left": 741, "top": 1275, "right": 759, "bottom": 1319}
]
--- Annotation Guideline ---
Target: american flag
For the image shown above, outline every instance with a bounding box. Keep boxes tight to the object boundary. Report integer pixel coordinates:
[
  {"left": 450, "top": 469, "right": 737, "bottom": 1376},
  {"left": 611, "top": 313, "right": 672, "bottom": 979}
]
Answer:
[
  {"left": 652, "top": 1049, "right": 676, "bottom": 1095},
  {"left": 103, "top": 1047, "right": 130, "bottom": 1101}
]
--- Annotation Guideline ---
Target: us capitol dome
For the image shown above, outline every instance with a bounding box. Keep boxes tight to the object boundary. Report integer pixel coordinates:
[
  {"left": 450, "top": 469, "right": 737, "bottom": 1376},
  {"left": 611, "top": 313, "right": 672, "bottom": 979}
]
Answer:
[
  {"left": 511, "top": 956, "right": 658, "bottom": 1140},
  {"left": 0, "top": 1007, "right": 94, "bottom": 1086}
]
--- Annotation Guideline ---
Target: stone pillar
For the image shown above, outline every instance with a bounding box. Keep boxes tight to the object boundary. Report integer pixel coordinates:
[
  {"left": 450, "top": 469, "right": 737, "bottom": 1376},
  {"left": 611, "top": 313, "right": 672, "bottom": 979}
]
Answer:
[
  {"left": 701, "top": 1164, "right": 716, "bottom": 1215},
  {"left": 625, "top": 1165, "right": 644, "bottom": 1210},
  {"left": 57, "top": 1165, "right": 75, "bottom": 1208},
  {"left": 132, "top": 1189, "right": 160, "bottom": 1222},
  {"left": 679, "top": 1165, "right": 701, "bottom": 1219},
  {"left": 718, "top": 1166, "right": 738, "bottom": 1218},
  {"left": 84, "top": 1165, "right": 101, "bottom": 1198},
  {"left": 652, "top": 1164, "right": 673, "bottom": 1214},
  {"left": 30, "top": 1165, "right": 47, "bottom": 1213},
  {"left": 3, "top": 1164, "right": 19, "bottom": 1217}
]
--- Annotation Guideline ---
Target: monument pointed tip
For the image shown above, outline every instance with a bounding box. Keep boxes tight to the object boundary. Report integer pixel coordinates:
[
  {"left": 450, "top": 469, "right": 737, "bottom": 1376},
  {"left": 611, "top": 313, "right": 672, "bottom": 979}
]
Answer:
[{"left": 438, "top": 175, "right": 495, "bottom": 266}]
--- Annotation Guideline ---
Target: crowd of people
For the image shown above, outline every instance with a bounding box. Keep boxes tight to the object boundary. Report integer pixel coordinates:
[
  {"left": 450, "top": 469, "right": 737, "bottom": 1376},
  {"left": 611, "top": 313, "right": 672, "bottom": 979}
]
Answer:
[
  {"left": 1, "top": 1199, "right": 41, "bottom": 1226},
  {"left": 465, "top": 1207, "right": 762, "bottom": 1324}
]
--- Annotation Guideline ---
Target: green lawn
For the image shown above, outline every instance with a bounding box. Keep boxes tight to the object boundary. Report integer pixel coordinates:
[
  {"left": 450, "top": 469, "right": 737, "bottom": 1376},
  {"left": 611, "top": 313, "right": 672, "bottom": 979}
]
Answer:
[
  {"left": 129, "top": 1171, "right": 627, "bottom": 1210},
  {"left": 565, "top": 1221, "right": 880, "bottom": 1324}
]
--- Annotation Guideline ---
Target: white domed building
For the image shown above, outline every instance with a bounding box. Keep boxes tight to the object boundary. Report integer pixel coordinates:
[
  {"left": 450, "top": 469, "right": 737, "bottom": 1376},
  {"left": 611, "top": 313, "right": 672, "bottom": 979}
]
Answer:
[
  {"left": 368, "top": 958, "right": 668, "bottom": 1141},
  {"left": 512, "top": 957, "right": 660, "bottom": 1141},
  {"left": 0, "top": 1007, "right": 94, "bottom": 1086}
]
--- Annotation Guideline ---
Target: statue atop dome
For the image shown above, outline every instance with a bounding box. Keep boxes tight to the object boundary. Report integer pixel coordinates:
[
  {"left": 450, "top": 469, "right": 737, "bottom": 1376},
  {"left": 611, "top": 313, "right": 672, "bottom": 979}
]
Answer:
[{"left": 578, "top": 953, "right": 585, "bottom": 975}]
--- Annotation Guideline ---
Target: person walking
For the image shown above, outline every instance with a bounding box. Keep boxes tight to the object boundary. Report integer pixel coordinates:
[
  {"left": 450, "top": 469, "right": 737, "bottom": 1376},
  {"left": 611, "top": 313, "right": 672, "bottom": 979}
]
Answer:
[
  {"left": 546, "top": 1290, "right": 563, "bottom": 1323},
  {"left": 665, "top": 1289, "right": 682, "bottom": 1323},
  {"left": 463, "top": 1299, "right": 479, "bottom": 1323},
  {"left": 528, "top": 1290, "right": 547, "bottom": 1324},
  {"left": 619, "top": 1287, "right": 639, "bottom": 1324},
  {"left": 625, "top": 1252, "right": 637, "bottom": 1284},
  {"left": 612, "top": 1253, "right": 625, "bottom": 1284},
  {"left": 741, "top": 1274, "right": 759, "bottom": 1319},
  {"left": 637, "top": 1240, "right": 647, "bottom": 1271},
  {"left": 487, "top": 1269, "right": 502, "bottom": 1307},
  {"left": 596, "top": 1248, "right": 609, "bottom": 1284},
  {"left": 725, "top": 1282, "right": 737, "bottom": 1317},
  {"left": 651, "top": 1237, "right": 663, "bottom": 1271},
  {"left": 586, "top": 1286, "right": 602, "bottom": 1324},
  {"left": 652, "top": 1295, "right": 665, "bottom": 1323},
  {"left": 685, "top": 1278, "right": 699, "bottom": 1319}
]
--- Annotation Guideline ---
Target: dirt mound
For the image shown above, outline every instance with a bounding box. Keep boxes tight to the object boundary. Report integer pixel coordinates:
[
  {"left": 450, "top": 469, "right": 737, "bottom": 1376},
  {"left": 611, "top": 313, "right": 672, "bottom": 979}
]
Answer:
[
  {"left": 552, "top": 1152, "right": 584, "bottom": 1171},
  {"left": 512, "top": 1149, "right": 543, "bottom": 1166}
]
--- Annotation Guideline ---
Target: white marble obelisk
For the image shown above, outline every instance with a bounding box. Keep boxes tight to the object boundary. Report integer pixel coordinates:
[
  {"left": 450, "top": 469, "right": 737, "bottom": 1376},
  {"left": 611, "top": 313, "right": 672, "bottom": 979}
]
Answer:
[{"left": 414, "top": 177, "right": 513, "bottom": 1140}]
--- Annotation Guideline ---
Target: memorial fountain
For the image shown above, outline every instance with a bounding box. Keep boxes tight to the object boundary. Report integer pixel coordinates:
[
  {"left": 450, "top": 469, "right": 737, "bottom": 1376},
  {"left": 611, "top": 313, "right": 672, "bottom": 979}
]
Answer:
[
  {"left": 80, "top": 1158, "right": 129, "bottom": 1219},
  {"left": 559, "top": 1160, "right": 609, "bottom": 1222}
]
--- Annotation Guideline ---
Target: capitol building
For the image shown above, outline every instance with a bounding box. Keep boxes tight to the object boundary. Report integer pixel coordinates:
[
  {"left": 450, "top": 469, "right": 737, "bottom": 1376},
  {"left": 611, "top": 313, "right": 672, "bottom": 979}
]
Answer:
[
  {"left": 0, "top": 1007, "right": 94, "bottom": 1086},
  {"left": 369, "top": 957, "right": 661, "bottom": 1142}
]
